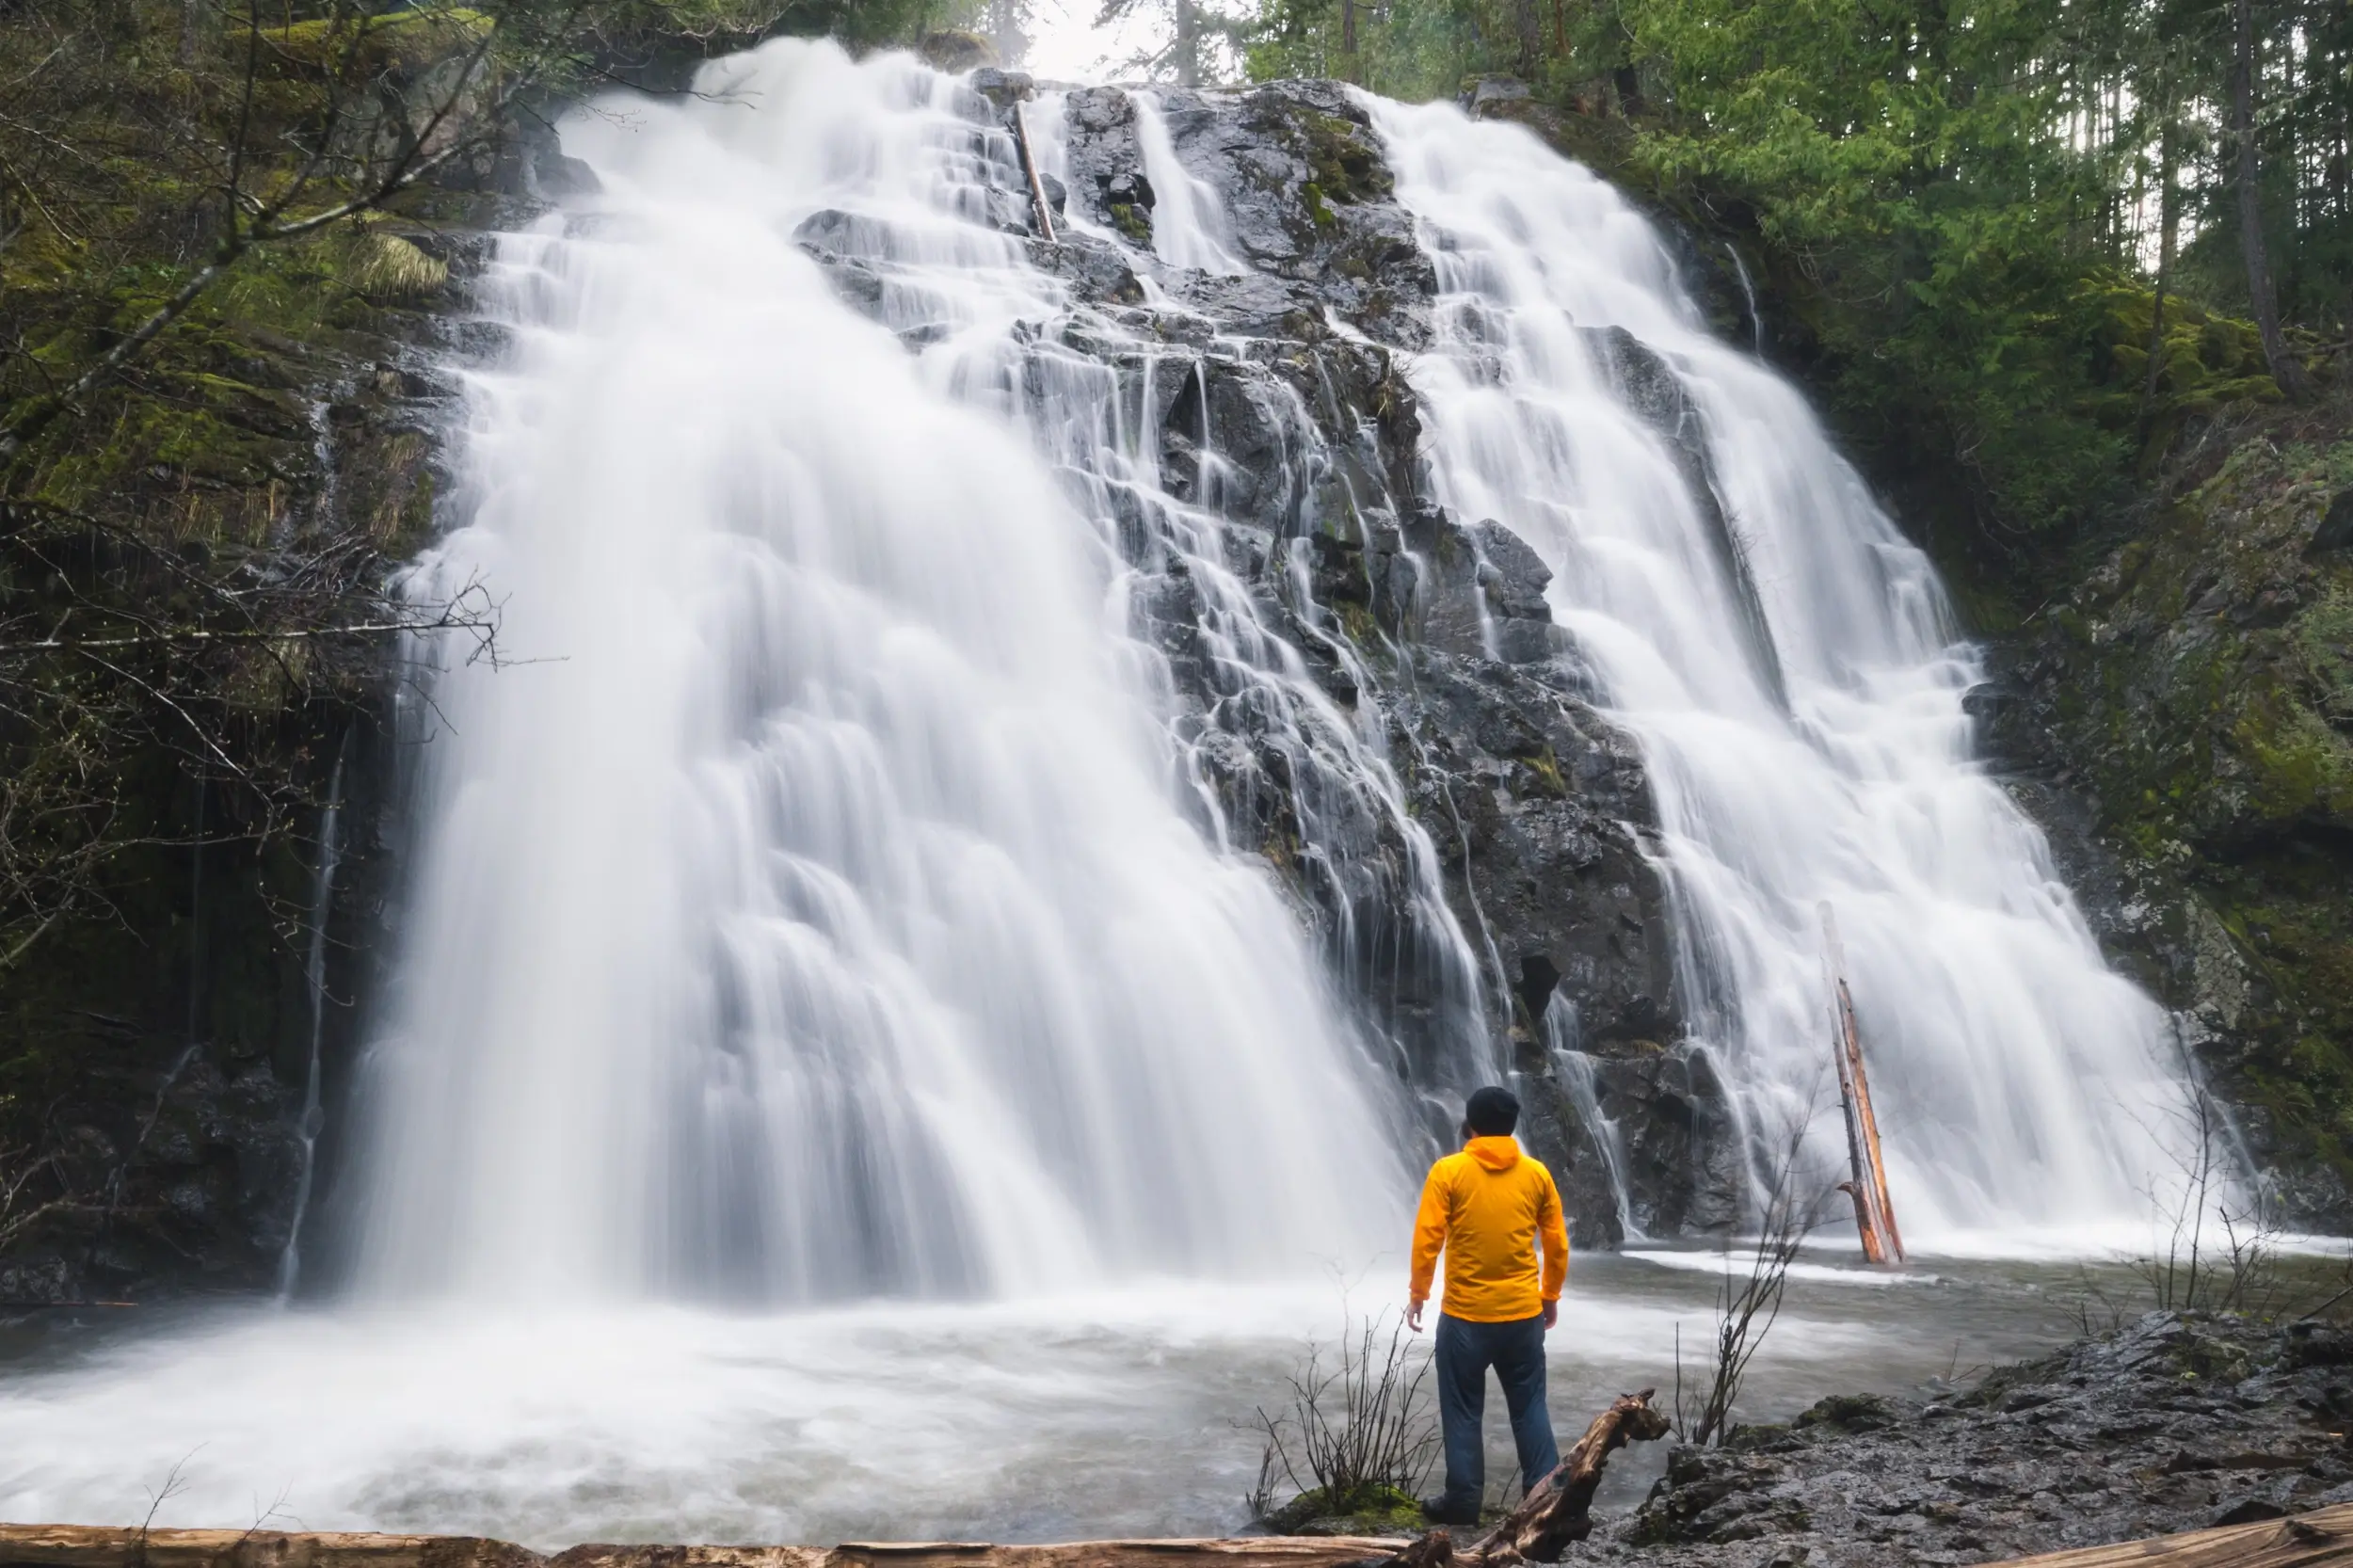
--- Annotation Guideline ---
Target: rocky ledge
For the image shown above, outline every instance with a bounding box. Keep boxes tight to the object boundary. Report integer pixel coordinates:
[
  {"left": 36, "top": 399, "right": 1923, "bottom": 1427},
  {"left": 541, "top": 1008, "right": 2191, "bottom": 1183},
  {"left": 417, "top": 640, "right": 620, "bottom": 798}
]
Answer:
[{"left": 1570, "top": 1311, "right": 2353, "bottom": 1566}]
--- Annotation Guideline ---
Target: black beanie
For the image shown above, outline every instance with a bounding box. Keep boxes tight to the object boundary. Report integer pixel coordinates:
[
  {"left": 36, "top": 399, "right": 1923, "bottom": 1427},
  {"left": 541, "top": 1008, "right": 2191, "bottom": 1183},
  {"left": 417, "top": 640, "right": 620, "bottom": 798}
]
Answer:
[{"left": 1465, "top": 1085, "right": 1520, "bottom": 1137}]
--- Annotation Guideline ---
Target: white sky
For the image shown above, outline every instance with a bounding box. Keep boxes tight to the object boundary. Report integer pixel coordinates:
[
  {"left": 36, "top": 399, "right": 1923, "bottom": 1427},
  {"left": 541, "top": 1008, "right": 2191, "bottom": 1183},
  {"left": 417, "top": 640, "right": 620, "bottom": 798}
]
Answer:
[{"left": 1019, "top": 0, "right": 1166, "bottom": 82}]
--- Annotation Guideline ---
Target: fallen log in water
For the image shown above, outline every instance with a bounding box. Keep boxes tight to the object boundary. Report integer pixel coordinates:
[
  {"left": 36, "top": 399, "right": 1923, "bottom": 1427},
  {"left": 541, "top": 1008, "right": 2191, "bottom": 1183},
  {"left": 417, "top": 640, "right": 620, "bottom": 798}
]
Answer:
[{"left": 1819, "top": 902, "right": 1903, "bottom": 1264}]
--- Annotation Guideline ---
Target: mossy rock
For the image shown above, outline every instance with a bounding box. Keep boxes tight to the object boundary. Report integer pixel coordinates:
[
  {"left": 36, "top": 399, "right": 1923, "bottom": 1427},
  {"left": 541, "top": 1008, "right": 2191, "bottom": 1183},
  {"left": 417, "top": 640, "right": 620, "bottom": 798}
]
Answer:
[
  {"left": 1108, "top": 201, "right": 1151, "bottom": 246},
  {"left": 1261, "top": 1483, "right": 1427, "bottom": 1536},
  {"left": 266, "top": 8, "right": 492, "bottom": 75},
  {"left": 916, "top": 29, "right": 993, "bottom": 70},
  {"left": 1792, "top": 1392, "right": 1899, "bottom": 1433}
]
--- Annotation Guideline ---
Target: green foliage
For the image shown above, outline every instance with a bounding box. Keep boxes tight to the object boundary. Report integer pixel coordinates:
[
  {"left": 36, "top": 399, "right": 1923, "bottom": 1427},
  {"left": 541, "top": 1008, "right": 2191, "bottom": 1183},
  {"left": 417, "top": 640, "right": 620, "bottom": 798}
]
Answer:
[
  {"left": 1614, "top": 0, "right": 2155, "bottom": 537},
  {"left": 265, "top": 7, "right": 494, "bottom": 72},
  {"left": 1241, "top": 0, "right": 2353, "bottom": 551}
]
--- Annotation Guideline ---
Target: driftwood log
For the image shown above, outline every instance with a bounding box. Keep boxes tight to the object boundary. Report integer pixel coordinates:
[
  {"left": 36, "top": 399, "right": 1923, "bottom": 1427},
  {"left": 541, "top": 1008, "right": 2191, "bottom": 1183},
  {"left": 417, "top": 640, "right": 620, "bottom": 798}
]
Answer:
[
  {"left": 0, "top": 1528, "right": 1408, "bottom": 1568},
  {"left": 1996, "top": 1502, "right": 2353, "bottom": 1568},
  {"left": 5, "top": 1497, "right": 2353, "bottom": 1568},
  {"left": 1382, "top": 1388, "right": 1673, "bottom": 1568},
  {"left": 1820, "top": 901, "right": 1903, "bottom": 1264}
]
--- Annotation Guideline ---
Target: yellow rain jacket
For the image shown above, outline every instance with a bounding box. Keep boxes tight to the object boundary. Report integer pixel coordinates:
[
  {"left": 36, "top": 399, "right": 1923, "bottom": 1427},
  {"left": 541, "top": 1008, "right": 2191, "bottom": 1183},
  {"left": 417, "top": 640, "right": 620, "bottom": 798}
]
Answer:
[{"left": 1409, "top": 1134, "right": 1569, "bottom": 1322}]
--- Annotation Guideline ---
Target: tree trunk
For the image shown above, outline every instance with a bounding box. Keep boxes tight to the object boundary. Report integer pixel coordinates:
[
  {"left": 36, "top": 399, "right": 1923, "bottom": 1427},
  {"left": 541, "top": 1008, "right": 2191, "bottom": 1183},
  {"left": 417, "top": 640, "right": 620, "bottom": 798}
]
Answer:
[
  {"left": 1513, "top": 0, "right": 1540, "bottom": 76},
  {"left": 176, "top": 0, "right": 204, "bottom": 63},
  {"left": 2235, "top": 0, "right": 2313, "bottom": 399},
  {"left": 2146, "top": 121, "right": 2177, "bottom": 417},
  {"left": 1174, "top": 0, "right": 1199, "bottom": 87}
]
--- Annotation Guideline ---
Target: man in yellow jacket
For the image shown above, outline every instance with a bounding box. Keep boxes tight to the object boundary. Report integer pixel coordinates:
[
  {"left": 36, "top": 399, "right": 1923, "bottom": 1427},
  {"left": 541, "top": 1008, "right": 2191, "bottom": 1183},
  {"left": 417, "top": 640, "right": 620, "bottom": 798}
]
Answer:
[{"left": 1407, "top": 1084, "right": 1567, "bottom": 1526}]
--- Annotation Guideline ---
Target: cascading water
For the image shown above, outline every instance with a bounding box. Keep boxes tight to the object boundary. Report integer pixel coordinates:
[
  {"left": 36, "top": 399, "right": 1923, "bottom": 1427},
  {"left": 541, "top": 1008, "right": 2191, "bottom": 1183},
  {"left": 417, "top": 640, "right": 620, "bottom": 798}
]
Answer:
[
  {"left": 1129, "top": 91, "right": 1250, "bottom": 274},
  {"left": 0, "top": 47, "right": 2239, "bottom": 1544},
  {"left": 348, "top": 45, "right": 1421, "bottom": 1302},
  {"left": 1365, "top": 97, "right": 2204, "bottom": 1243}
]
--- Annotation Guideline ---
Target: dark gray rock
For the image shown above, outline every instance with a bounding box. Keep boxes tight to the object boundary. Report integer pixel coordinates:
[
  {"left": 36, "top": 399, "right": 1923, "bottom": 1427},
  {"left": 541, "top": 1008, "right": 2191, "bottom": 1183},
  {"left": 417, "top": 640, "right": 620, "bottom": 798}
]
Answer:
[
  {"left": 1584, "top": 1314, "right": 2353, "bottom": 1568},
  {"left": 969, "top": 66, "right": 1032, "bottom": 105},
  {"left": 2311, "top": 488, "right": 2353, "bottom": 556},
  {"left": 1024, "top": 81, "right": 1713, "bottom": 1238}
]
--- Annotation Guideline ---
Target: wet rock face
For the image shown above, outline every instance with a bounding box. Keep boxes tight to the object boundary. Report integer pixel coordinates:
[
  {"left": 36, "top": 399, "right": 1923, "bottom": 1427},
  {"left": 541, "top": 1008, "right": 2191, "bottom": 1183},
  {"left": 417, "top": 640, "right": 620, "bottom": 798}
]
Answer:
[
  {"left": 1971, "top": 427, "right": 2353, "bottom": 1228},
  {"left": 1007, "top": 80, "right": 1722, "bottom": 1238},
  {"left": 1062, "top": 82, "right": 1433, "bottom": 340},
  {"left": 1593, "top": 1313, "right": 2353, "bottom": 1568},
  {"left": 0, "top": 376, "right": 434, "bottom": 1309}
]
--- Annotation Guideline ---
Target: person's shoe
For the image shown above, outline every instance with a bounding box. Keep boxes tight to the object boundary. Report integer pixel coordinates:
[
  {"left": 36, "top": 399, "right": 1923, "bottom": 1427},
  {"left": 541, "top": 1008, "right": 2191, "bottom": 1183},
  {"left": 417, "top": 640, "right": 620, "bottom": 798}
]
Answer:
[{"left": 1419, "top": 1495, "right": 1481, "bottom": 1527}]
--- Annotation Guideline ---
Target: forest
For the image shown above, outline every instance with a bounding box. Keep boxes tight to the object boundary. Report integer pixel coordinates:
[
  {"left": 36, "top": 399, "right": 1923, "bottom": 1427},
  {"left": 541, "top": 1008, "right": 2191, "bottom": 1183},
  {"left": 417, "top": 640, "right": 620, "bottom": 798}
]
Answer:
[{"left": 1243, "top": 0, "right": 2345, "bottom": 556}]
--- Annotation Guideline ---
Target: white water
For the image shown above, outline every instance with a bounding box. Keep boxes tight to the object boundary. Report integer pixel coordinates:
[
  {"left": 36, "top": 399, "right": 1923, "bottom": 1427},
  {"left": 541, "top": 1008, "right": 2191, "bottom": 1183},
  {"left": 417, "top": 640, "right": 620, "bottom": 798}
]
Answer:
[
  {"left": 1, "top": 1259, "right": 2091, "bottom": 1541},
  {"left": 351, "top": 44, "right": 1406, "bottom": 1303},
  {"left": 1130, "top": 92, "right": 1250, "bottom": 274},
  {"left": 1367, "top": 98, "right": 2202, "bottom": 1246}
]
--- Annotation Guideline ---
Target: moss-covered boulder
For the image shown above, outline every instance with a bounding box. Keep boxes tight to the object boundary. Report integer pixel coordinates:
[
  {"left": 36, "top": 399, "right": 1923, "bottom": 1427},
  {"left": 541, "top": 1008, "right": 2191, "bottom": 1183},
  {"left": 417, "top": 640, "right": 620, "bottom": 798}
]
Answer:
[{"left": 1260, "top": 1484, "right": 1429, "bottom": 1537}]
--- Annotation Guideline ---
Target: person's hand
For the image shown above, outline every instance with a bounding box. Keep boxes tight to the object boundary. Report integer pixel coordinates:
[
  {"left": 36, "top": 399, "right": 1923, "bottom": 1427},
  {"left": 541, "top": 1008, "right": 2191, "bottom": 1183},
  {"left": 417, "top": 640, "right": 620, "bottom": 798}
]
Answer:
[
  {"left": 1407, "top": 1298, "right": 1426, "bottom": 1333},
  {"left": 1542, "top": 1299, "right": 1559, "bottom": 1331}
]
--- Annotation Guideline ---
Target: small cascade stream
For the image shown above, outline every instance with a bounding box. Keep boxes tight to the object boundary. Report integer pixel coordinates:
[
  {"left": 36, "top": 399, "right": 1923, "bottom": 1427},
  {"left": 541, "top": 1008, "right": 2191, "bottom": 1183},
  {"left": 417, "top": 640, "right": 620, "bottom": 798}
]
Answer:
[{"left": 1368, "top": 97, "right": 2201, "bottom": 1241}]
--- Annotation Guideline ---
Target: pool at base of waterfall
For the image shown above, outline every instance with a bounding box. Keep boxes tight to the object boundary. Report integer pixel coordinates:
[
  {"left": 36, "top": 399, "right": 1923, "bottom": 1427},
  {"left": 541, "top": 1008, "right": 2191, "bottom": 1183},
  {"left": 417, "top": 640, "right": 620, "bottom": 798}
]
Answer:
[{"left": 0, "top": 1250, "right": 2227, "bottom": 1546}]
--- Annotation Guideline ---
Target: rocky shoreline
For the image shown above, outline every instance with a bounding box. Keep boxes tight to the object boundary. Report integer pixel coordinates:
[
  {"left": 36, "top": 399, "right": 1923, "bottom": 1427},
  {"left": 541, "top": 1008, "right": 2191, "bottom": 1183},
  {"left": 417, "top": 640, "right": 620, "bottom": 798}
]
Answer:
[{"left": 1546, "top": 1311, "right": 2353, "bottom": 1566}]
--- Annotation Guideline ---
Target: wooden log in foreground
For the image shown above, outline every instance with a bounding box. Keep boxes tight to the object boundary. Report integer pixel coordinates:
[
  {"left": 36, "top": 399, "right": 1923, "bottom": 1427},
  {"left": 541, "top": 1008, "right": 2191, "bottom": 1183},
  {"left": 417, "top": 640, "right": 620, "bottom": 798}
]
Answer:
[
  {"left": 0, "top": 1526, "right": 1408, "bottom": 1568},
  {"left": 1384, "top": 1389, "right": 1672, "bottom": 1568},
  {"left": 9, "top": 1500, "right": 2353, "bottom": 1568},
  {"left": 1992, "top": 1503, "right": 2353, "bottom": 1568}
]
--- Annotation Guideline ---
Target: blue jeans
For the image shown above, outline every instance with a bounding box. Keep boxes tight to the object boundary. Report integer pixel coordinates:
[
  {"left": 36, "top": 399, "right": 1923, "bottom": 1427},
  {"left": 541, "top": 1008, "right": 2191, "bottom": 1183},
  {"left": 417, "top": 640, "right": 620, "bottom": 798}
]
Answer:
[{"left": 1433, "top": 1312, "right": 1560, "bottom": 1510}]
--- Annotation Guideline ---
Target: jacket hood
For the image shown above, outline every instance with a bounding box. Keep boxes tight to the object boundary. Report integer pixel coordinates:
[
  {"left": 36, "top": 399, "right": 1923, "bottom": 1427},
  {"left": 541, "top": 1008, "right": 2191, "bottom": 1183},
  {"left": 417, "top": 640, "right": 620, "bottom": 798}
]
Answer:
[{"left": 1465, "top": 1135, "right": 1521, "bottom": 1172}]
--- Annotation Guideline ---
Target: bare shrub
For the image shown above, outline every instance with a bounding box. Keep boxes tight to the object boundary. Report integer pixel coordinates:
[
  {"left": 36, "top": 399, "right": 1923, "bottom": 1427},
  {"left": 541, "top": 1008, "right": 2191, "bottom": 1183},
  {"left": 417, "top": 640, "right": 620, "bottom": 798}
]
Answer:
[
  {"left": 2061, "top": 1082, "right": 2353, "bottom": 1328},
  {"left": 1247, "top": 1308, "right": 1439, "bottom": 1519},
  {"left": 1673, "top": 1097, "right": 1834, "bottom": 1448}
]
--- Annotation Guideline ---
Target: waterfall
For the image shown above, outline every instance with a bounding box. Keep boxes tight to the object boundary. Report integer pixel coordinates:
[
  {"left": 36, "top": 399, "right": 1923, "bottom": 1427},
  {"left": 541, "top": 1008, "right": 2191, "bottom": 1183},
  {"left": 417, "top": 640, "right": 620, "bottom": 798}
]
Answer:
[
  {"left": 1129, "top": 91, "right": 1250, "bottom": 275},
  {"left": 348, "top": 43, "right": 2207, "bottom": 1304},
  {"left": 350, "top": 44, "right": 1417, "bottom": 1303},
  {"left": 1366, "top": 98, "right": 2201, "bottom": 1242}
]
